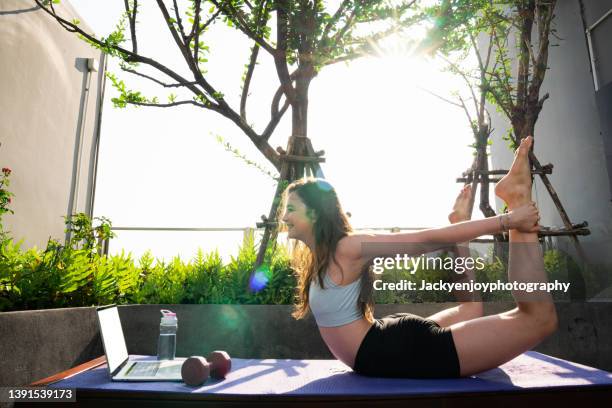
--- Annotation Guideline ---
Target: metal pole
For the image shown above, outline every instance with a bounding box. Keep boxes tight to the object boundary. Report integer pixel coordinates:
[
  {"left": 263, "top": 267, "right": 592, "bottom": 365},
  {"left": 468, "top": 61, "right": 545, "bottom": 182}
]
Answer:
[
  {"left": 66, "top": 58, "right": 95, "bottom": 245},
  {"left": 586, "top": 30, "right": 599, "bottom": 91},
  {"left": 585, "top": 7, "right": 612, "bottom": 91},
  {"left": 88, "top": 53, "right": 107, "bottom": 220}
]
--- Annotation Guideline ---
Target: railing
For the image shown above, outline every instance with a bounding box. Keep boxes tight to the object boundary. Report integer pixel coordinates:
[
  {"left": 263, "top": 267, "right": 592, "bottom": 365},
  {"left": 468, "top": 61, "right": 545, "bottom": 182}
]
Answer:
[{"left": 100, "top": 226, "right": 497, "bottom": 257}]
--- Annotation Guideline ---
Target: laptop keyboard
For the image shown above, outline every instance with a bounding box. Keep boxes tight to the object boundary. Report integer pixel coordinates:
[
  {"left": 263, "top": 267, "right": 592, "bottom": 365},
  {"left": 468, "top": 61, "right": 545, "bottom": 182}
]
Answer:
[{"left": 127, "top": 362, "right": 160, "bottom": 377}]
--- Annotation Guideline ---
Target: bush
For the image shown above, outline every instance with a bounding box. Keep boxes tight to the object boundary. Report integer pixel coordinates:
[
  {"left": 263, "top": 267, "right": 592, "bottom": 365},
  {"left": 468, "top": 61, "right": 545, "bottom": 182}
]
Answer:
[
  {"left": 0, "top": 213, "right": 297, "bottom": 312},
  {"left": 0, "top": 166, "right": 16, "bottom": 242},
  {"left": 0, "top": 166, "right": 297, "bottom": 311}
]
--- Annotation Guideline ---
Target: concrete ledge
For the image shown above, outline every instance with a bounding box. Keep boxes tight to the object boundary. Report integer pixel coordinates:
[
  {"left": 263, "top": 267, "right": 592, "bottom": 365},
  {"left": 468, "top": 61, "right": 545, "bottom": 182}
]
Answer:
[
  {"left": 118, "top": 304, "right": 331, "bottom": 360},
  {"left": 1, "top": 302, "right": 611, "bottom": 387},
  {"left": 0, "top": 306, "right": 103, "bottom": 387}
]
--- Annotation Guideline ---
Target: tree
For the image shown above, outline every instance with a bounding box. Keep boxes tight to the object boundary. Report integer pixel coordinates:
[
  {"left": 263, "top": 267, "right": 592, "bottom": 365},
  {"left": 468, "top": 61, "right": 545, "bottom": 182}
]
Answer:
[
  {"left": 35, "top": 0, "right": 420, "bottom": 265},
  {"left": 423, "top": 0, "right": 557, "bottom": 147},
  {"left": 423, "top": 0, "right": 588, "bottom": 298},
  {"left": 418, "top": 0, "right": 513, "bottom": 237}
]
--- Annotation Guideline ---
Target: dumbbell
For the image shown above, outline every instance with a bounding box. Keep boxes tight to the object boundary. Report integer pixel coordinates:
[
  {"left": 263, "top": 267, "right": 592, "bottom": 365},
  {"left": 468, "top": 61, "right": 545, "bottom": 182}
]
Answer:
[
  {"left": 181, "top": 351, "right": 232, "bottom": 386},
  {"left": 207, "top": 350, "right": 232, "bottom": 379},
  {"left": 181, "top": 356, "right": 210, "bottom": 386}
]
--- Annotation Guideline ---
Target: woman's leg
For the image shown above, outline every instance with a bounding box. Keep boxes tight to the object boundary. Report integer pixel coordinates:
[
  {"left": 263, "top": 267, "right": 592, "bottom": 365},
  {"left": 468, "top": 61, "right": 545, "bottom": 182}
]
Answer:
[
  {"left": 449, "top": 136, "right": 558, "bottom": 377},
  {"left": 427, "top": 185, "right": 484, "bottom": 327}
]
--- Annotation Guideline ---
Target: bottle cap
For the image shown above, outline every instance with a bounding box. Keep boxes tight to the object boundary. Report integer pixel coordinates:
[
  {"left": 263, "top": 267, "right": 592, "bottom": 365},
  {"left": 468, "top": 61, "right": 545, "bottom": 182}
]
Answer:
[{"left": 160, "top": 309, "right": 177, "bottom": 325}]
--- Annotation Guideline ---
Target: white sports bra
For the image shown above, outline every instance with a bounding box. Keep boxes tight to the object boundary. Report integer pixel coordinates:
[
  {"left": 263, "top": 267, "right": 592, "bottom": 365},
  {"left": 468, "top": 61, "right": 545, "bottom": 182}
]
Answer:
[{"left": 308, "top": 273, "right": 363, "bottom": 327}]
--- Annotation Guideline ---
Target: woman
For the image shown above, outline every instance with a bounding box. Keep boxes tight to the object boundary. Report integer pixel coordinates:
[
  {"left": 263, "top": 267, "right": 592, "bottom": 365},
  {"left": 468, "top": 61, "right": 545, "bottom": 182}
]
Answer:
[{"left": 281, "top": 136, "right": 557, "bottom": 378}]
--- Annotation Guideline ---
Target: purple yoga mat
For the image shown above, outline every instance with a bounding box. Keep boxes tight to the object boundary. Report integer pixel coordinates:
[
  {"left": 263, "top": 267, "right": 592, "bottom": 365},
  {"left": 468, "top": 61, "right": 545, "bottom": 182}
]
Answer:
[{"left": 49, "top": 351, "right": 612, "bottom": 396}]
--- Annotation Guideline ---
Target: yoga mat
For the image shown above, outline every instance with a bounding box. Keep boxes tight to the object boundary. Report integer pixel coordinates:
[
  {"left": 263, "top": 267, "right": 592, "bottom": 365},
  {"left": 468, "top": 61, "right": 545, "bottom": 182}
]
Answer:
[{"left": 48, "top": 351, "right": 612, "bottom": 396}]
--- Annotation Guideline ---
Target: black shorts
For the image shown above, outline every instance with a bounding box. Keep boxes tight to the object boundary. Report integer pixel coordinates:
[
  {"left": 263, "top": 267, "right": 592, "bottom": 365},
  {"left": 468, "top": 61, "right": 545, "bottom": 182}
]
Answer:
[{"left": 353, "top": 312, "right": 461, "bottom": 378}]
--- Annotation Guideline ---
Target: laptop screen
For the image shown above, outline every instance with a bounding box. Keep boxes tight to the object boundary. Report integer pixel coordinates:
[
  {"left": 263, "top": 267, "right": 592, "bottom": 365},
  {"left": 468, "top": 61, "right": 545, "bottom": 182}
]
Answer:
[{"left": 97, "top": 306, "right": 129, "bottom": 375}]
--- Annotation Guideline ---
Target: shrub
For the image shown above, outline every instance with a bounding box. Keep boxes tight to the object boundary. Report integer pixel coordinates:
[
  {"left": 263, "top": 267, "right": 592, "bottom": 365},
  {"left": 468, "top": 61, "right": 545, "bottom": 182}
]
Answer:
[{"left": 0, "top": 213, "right": 296, "bottom": 311}]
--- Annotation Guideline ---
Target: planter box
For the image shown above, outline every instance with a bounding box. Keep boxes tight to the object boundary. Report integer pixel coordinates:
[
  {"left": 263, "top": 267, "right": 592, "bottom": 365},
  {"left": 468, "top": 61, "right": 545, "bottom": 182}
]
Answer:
[
  {"left": 1, "top": 302, "right": 611, "bottom": 387},
  {"left": 0, "top": 306, "right": 102, "bottom": 388}
]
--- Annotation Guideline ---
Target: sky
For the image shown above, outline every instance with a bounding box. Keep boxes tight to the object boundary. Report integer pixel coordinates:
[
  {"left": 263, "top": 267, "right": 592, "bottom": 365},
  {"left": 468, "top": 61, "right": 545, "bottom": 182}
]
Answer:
[{"left": 68, "top": 0, "right": 495, "bottom": 264}]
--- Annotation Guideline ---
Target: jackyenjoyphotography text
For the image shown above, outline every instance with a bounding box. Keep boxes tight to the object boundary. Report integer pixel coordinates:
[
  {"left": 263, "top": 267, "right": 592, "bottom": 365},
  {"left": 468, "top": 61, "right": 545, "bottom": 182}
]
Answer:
[{"left": 372, "top": 279, "right": 571, "bottom": 293}]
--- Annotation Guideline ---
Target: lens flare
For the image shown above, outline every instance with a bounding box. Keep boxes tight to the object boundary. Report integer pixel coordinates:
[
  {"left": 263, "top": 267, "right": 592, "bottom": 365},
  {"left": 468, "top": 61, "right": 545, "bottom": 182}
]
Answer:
[
  {"left": 219, "top": 305, "right": 242, "bottom": 330},
  {"left": 249, "top": 265, "right": 271, "bottom": 292}
]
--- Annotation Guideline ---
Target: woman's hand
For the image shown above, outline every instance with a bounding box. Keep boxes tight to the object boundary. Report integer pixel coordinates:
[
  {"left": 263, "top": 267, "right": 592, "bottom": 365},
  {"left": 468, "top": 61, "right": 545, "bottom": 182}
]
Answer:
[{"left": 507, "top": 202, "right": 540, "bottom": 233}]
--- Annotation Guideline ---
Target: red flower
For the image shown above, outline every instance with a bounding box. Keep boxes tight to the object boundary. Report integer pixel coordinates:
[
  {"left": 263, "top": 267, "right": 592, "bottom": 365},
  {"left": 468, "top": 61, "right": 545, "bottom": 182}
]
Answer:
[
  {"left": 8, "top": 197, "right": 11, "bottom": 203},
  {"left": 1, "top": 167, "right": 10, "bottom": 175}
]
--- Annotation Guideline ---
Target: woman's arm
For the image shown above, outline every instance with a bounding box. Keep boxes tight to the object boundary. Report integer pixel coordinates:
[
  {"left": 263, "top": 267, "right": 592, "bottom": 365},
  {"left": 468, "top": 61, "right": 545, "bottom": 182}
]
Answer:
[
  {"left": 341, "top": 202, "right": 539, "bottom": 260},
  {"left": 349, "top": 216, "right": 503, "bottom": 259},
  {"left": 407, "top": 215, "right": 504, "bottom": 244}
]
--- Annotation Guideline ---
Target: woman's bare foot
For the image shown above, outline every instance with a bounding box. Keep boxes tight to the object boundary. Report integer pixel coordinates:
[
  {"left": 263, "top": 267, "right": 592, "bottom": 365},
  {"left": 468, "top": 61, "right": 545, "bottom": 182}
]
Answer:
[
  {"left": 449, "top": 185, "right": 472, "bottom": 224},
  {"left": 495, "top": 136, "right": 533, "bottom": 209}
]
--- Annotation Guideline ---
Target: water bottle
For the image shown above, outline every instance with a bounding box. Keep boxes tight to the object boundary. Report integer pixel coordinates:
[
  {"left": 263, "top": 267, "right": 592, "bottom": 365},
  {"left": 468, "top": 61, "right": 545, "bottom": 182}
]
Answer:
[{"left": 157, "top": 309, "right": 177, "bottom": 360}]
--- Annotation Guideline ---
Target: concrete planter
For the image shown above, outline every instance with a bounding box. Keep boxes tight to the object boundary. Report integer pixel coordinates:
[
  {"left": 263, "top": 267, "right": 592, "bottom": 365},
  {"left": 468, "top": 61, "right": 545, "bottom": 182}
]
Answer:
[
  {"left": 1, "top": 302, "right": 610, "bottom": 387},
  {"left": 0, "top": 306, "right": 103, "bottom": 388}
]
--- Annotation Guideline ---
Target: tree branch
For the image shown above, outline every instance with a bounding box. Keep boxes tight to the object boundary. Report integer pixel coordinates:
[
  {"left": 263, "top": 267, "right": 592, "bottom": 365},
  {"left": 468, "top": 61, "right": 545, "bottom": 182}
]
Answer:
[
  {"left": 438, "top": 53, "right": 479, "bottom": 116},
  {"left": 458, "top": 95, "right": 475, "bottom": 130},
  {"left": 156, "top": 0, "right": 189, "bottom": 57},
  {"left": 258, "top": 69, "right": 299, "bottom": 141},
  {"left": 485, "top": 82, "right": 512, "bottom": 119},
  {"left": 271, "top": 69, "right": 300, "bottom": 115},
  {"left": 121, "top": 67, "right": 201, "bottom": 88},
  {"left": 188, "top": 2, "right": 222, "bottom": 67},
  {"left": 190, "top": 0, "right": 203, "bottom": 62},
  {"left": 321, "top": 0, "right": 351, "bottom": 42},
  {"left": 491, "top": 26, "right": 515, "bottom": 111},
  {"left": 262, "top": 98, "right": 290, "bottom": 141},
  {"left": 123, "top": 0, "right": 138, "bottom": 54},
  {"left": 240, "top": 0, "right": 270, "bottom": 122},
  {"left": 33, "top": 0, "right": 209, "bottom": 104},
  {"left": 35, "top": 0, "right": 280, "bottom": 171},
  {"left": 538, "top": 92, "right": 550, "bottom": 107},
  {"left": 208, "top": 0, "right": 275, "bottom": 55},
  {"left": 468, "top": 30, "right": 486, "bottom": 79},
  {"left": 241, "top": 44, "right": 259, "bottom": 121},
  {"left": 172, "top": 0, "right": 187, "bottom": 39},
  {"left": 524, "top": 37, "right": 537, "bottom": 68},
  {"left": 322, "top": 52, "right": 361, "bottom": 66},
  {"left": 321, "top": 20, "right": 405, "bottom": 67},
  {"left": 154, "top": 0, "right": 230, "bottom": 110},
  {"left": 478, "top": 29, "right": 495, "bottom": 124},
  {"left": 330, "top": 6, "right": 358, "bottom": 48},
  {"left": 155, "top": 0, "right": 281, "bottom": 162},
  {"left": 273, "top": 0, "right": 296, "bottom": 104},
  {"left": 515, "top": 1, "right": 534, "bottom": 111},
  {"left": 128, "top": 100, "right": 208, "bottom": 108},
  {"left": 188, "top": 5, "right": 221, "bottom": 47},
  {"left": 418, "top": 86, "right": 463, "bottom": 108},
  {"left": 528, "top": 0, "right": 555, "bottom": 107},
  {"left": 48, "top": 0, "right": 77, "bottom": 32},
  {"left": 187, "top": 0, "right": 201, "bottom": 40}
]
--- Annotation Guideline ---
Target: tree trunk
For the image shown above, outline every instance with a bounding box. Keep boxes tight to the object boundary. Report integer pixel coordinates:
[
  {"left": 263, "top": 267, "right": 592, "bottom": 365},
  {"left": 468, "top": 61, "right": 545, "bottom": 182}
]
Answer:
[
  {"left": 293, "top": 74, "right": 310, "bottom": 136},
  {"left": 255, "top": 71, "right": 315, "bottom": 268}
]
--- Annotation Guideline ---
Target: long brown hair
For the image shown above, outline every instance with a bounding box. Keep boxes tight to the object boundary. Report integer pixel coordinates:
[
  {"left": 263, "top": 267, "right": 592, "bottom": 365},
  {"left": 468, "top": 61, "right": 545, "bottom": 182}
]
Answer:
[{"left": 284, "top": 178, "right": 375, "bottom": 324}]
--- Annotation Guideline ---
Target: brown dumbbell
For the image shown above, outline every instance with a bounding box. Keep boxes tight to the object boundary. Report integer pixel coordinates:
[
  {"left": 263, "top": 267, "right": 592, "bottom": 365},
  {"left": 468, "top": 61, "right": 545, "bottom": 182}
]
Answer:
[
  {"left": 181, "top": 356, "right": 210, "bottom": 386},
  {"left": 206, "top": 350, "right": 232, "bottom": 379}
]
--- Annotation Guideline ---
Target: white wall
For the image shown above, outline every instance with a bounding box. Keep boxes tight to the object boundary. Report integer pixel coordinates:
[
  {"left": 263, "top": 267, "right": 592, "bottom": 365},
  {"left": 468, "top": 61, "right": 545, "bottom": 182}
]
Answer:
[{"left": 0, "top": 0, "right": 105, "bottom": 249}]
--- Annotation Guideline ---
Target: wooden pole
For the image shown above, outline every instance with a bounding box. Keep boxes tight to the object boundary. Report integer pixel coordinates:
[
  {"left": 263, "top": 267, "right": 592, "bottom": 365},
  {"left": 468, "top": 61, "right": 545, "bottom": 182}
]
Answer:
[{"left": 255, "top": 136, "right": 324, "bottom": 269}]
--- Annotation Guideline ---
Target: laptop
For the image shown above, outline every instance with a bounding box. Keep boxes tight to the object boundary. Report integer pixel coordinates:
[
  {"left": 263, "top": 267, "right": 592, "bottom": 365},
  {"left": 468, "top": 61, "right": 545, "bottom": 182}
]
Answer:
[{"left": 96, "top": 305, "right": 185, "bottom": 381}]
